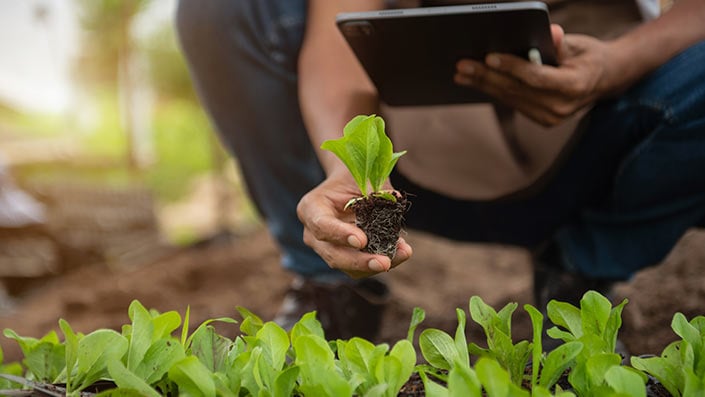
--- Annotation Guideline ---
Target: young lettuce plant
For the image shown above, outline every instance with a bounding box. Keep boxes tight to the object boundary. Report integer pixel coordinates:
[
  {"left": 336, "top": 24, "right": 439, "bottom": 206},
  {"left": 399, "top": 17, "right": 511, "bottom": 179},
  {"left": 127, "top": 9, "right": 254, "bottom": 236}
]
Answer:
[
  {"left": 545, "top": 290, "right": 647, "bottom": 396},
  {"left": 631, "top": 312, "right": 705, "bottom": 397},
  {"left": 321, "top": 114, "right": 408, "bottom": 259}
]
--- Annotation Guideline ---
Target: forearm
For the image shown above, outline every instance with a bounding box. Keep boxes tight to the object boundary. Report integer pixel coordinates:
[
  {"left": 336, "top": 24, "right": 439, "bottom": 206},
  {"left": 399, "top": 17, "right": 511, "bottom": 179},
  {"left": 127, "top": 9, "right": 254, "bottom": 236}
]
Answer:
[
  {"left": 606, "top": 0, "right": 705, "bottom": 94},
  {"left": 298, "top": 0, "right": 382, "bottom": 176}
]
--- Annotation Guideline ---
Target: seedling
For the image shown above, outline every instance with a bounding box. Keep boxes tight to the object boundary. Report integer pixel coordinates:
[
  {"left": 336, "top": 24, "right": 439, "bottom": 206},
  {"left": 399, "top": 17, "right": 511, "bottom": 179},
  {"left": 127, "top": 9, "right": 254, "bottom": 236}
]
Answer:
[
  {"left": 632, "top": 312, "right": 705, "bottom": 397},
  {"left": 321, "top": 114, "right": 409, "bottom": 258}
]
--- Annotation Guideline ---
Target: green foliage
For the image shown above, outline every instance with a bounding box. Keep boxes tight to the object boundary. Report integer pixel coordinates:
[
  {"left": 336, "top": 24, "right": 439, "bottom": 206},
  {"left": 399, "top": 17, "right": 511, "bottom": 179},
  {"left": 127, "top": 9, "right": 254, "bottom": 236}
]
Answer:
[
  {"left": 320, "top": 115, "right": 406, "bottom": 198},
  {"left": 2, "top": 291, "right": 704, "bottom": 396},
  {"left": 467, "top": 296, "right": 531, "bottom": 386},
  {"left": 3, "top": 329, "right": 65, "bottom": 383},
  {"left": 0, "top": 344, "right": 23, "bottom": 390},
  {"left": 544, "top": 291, "right": 642, "bottom": 397},
  {"left": 142, "top": 24, "right": 199, "bottom": 102},
  {"left": 632, "top": 313, "right": 705, "bottom": 397},
  {"left": 147, "top": 99, "right": 225, "bottom": 201},
  {"left": 546, "top": 291, "right": 627, "bottom": 356}
]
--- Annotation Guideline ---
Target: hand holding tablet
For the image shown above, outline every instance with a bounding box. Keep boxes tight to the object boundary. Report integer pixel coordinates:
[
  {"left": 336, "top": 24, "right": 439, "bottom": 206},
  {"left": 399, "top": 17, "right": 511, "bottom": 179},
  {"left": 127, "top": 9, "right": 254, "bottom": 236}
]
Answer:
[{"left": 337, "top": 2, "right": 557, "bottom": 106}]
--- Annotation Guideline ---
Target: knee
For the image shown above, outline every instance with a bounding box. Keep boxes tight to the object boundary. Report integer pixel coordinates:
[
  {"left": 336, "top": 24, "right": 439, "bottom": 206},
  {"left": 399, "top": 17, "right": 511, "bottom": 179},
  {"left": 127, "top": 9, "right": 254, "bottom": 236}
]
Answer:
[
  {"left": 174, "top": 0, "right": 247, "bottom": 59},
  {"left": 619, "top": 40, "right": 705, "bottom": 123}
]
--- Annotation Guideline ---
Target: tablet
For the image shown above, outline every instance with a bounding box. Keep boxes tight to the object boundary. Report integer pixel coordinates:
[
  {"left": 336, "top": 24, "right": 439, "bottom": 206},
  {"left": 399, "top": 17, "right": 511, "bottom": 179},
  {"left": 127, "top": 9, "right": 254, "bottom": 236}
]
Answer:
[{"left": 336, "top": 2, "right": 557, "bottom": 106}]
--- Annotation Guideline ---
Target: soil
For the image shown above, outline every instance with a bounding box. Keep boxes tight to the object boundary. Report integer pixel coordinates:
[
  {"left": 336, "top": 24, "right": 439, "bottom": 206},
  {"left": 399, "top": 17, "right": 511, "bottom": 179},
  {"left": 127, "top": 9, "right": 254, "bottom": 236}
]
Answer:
[{"left": 352, "top": 192, "right": 409, "bottom": 259}]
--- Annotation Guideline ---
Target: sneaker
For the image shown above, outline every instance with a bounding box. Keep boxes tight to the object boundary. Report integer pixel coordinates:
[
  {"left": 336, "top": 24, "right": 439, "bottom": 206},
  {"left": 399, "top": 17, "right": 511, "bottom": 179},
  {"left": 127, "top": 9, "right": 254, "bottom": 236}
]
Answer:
[{"left": 274, "top": 276, "right": 390, "bottom": 340}]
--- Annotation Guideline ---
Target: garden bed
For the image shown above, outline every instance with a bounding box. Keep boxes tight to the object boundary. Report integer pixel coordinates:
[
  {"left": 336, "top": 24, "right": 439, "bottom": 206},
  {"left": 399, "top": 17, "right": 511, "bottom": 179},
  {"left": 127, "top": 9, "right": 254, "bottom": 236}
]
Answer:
[{"left": 1, "top": 290, "right": 701, "bottom": 396}]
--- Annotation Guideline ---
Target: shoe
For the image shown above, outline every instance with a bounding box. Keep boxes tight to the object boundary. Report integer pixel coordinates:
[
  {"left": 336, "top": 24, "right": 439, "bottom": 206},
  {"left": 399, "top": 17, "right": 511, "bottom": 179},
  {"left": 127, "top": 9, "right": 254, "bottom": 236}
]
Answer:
[
  {"left": 533, "top": 243, "right": 629, "bottom": 360},
  {"left": 274, "top": 276, "right": 390, "bottom": 340}
]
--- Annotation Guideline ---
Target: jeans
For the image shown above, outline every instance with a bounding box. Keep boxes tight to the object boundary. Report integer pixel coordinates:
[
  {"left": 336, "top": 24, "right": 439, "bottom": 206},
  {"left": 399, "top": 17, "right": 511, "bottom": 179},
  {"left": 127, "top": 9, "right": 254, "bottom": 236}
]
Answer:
[{"left": 176, "top": 0, "right": 705, "bottom": 282}]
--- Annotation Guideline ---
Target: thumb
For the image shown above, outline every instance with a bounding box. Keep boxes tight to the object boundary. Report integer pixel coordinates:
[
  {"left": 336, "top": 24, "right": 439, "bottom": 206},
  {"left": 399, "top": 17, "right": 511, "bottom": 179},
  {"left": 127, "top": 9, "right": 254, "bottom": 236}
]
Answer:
[{"left": 550, "top": 24, "right": 565, "bottom": 61}]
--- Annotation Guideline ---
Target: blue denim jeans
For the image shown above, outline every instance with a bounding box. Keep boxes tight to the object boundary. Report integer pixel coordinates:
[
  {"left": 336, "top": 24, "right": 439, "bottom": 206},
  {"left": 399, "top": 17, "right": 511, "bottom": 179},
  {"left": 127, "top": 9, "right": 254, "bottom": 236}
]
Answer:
[{"left": 176, "top": 0, "right": 705, "bottom": 281}]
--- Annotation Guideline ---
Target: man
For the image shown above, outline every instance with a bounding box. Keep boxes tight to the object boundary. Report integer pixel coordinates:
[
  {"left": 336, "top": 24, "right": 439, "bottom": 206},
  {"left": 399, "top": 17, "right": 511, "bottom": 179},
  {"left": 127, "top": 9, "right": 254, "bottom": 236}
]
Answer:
[{"left": 176, "top": 0, "right": 705, "bottom": 340}]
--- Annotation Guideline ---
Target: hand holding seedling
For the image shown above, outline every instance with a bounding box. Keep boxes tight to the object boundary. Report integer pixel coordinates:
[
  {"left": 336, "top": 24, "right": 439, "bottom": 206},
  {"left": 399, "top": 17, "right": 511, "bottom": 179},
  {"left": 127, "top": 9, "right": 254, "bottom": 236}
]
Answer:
[
  {"left": 298, "top": 169, "right": 412, "bottom": 278},
  {"left": 297, "top": 115, "right": 412, "bottom": 278}
]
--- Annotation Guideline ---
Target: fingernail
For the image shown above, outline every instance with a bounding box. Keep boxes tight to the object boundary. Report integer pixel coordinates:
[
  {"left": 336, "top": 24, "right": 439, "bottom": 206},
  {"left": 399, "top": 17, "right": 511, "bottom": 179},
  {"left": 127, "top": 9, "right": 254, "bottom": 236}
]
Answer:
[
  {"left": 368, "top": 259, "right": 384, "bottom": 272},
  {"left": 347, "top": 235, "right": 362, "bottom": 249},
  {"left": 460, "top": 63, "right": 475, "bottom": 75},
  {"left": 487, "top": 55, "right": 501, "bottom": 68}
]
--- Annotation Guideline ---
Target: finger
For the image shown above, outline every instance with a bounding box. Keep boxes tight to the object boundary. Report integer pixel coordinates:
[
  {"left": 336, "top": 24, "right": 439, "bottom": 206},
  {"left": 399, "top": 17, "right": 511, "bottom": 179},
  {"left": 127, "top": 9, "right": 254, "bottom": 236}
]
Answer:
[
  {"left": 391, "top": 237, "right": 413, "bottom": 268},
  {"left": 298, "top": 191, "right": 369, "bottom": 247},
  {"left": 454, "top": 66, "right": 567, "bottom": 125},
  {"left": 550, "top": 24, "right": 564, "bottom": 54},
  {"left": 305, "top": 229, "right": 392, "bottom": 274},
  {"left": 483, "top": 53, "right": 579, "bottom": 93}
]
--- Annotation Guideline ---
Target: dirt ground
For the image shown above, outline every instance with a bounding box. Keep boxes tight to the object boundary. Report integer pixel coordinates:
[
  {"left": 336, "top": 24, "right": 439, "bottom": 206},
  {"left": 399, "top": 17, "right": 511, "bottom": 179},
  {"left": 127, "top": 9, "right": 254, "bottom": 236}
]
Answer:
[{"left": 1, "top": 224, "right": 704, "bottom": 364}]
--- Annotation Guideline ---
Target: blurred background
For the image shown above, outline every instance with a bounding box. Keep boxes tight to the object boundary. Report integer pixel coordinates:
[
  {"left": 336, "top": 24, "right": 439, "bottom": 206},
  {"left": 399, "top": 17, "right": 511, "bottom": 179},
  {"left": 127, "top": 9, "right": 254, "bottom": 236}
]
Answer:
[{"left": 0, "top": 0, "right": 261, "bottom": 301}]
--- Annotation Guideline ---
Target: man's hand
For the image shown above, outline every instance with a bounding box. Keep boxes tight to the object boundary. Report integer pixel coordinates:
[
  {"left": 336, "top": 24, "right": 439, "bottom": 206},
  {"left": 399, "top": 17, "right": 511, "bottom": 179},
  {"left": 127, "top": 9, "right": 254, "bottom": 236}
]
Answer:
[
  {"left": 297, "top": 172, "right": 413, "bottom": 279},
  {"left": 454, "top": 24, "right": 623, "bottom": 127}
]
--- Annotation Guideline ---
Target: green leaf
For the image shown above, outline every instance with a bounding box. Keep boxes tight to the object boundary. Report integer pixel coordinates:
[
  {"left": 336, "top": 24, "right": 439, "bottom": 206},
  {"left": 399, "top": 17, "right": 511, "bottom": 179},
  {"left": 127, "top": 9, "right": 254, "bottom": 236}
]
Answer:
[
  {"left": 496, "top": 303, "right": 518, "bottom": 336},
  {"left": 418, "top": 369, "right": 449, "bottom": 397},
  {"left": 127, "top": 300, "right": 154, "bottom": 371},
  {"left": 547, "top": 301, "right": 582, "bottom": 340},
  {"left": 180, "top": 305, "right": 191, "bottom": 347},
  {"left": 75, "top": 329, "right": 129, "bottom": 391},
  {"left": 59, "top": 319, "right": 79, "bottom": 392},
  {"left": 294, "top": 334, "right": 353, "bottom": 397},
  {"left": 135, "top": 338, "right": 186, "bottom": 385},
  {"left": 237, "top": 306, "right": 264, "bottom": 337},
  {"left": 340, "top": 337, "right": 379, "bottom": 376},
  {"left": 368, "top": 116, "right": 389, "bottom": 193},
  {"left": 168, "top": 355, "right": 216, "bottom": 397},
  {"left": 190, "top": 325, "right": 232, "bottom": 373},
  {"left": 151, "top": 310, "right": 182, "bottom": 340},
  {"left": 374, "top": 354, "right": 401, "bottom": 397},
  {"left": 475, "top": 357, "right": 529, "bottom": 397},
  {"left": 107, "top": 360, "right": 161, "bottom": 397},
  {"left": 364, "top": 383, "right": 389, "bottom": 397},
  {"left": 238, "top": 348, "right": 263, "bottom": 396},
  {"left": 273, "top": 365, "right": 300, "bottom": 397},
  {"left": 672, "top": 313, "right": 703, "bottom": 357},
  {"left": 0, "top": 363, "right": 24, "bottom": 390},
  {"left": 524, "top": 304, "right": 543, "bottom": 389},
  {"left": 448, "top": 364, "right": 482, "bottom": 397},
  {"left": 469, "top": 296, "right": 498, "bottom": 336},
  {"left": 604, "top": 366, "right": 646, "bottom": 397},
  {"left": 579, "top": 291, "right": 612, "bottom": 338},
  {"left": 185, "top": 316, "right": 238, "bottom": 350},
  {"left": 321, "top": 115, "right": 405, "bottom": 196},
  {"left": 631, "top": 346, "right": 683, "bottom": 397},
  {"left": 95, "top": 388, "right": 150, "bottom": 397},
  {"left": 604, "top": 298, "right": 628, "bottom": 353},
  {"left": 387, "top": 340, "right": 416, "bottom": 395},
  {"left": 507, "top": 341, "right": 532, "bottom": 386},
  {"left": 454, "top": 309, "right": 470, "bottom": 368},
  {"left": 539, "top": 341, "right": 582, "bottom": 389},
  {"left": 290, "top": 311, "right": 325, "bottom": 345},
  {"left": 213, "top": 371, "right": 240, "bottom": 397},
  {"left": 684, "top": 368, "right": 705, "bottom": 397},
  {"left": 569, "top": 352, "right": 621, "bottom": 396},
  {"left": 419, "top": 329, "right": 458, "bottom": 371},
  {"left": 255, "top": 322, "right": 290, "bottom": 370},
  {"left": 407, "top": 307, "right": 426, "bottom": 343},
  {"left": 3, "top": 329, "right": 65, "bottom": 383}
]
